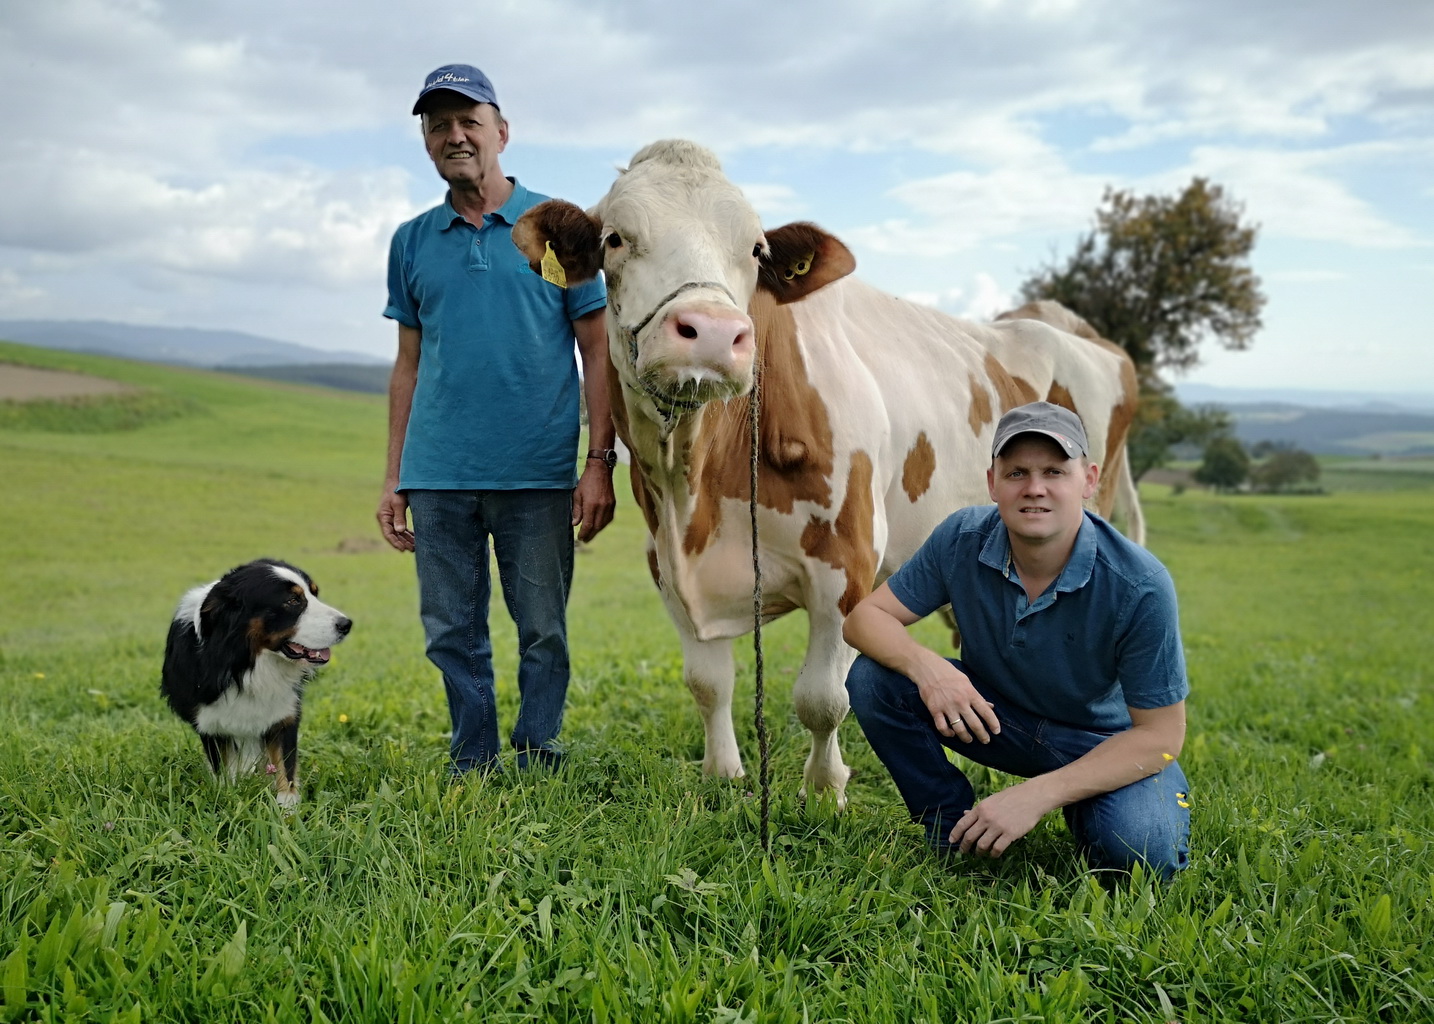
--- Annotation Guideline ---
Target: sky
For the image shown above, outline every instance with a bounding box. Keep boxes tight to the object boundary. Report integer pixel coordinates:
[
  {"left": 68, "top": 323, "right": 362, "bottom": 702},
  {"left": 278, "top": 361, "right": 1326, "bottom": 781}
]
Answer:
[{"left": 1, "top": 0, "right": 1431, "bottom": 394}]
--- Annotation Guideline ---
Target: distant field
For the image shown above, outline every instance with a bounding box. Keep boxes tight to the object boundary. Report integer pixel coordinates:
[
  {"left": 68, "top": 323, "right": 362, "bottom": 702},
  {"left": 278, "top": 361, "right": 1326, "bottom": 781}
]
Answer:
[
  {"left": 1161, "top": 453, "right": 1434, "bottom": 493},
  {"left": 1319, "top": 455, "right": 1434, "bottom": 492},
  {"left": 2, "top": 340, "right": 1430, "bottom": 1022},
  {"left": 0, "top": 363, "right": 138, "bottom": 401}
]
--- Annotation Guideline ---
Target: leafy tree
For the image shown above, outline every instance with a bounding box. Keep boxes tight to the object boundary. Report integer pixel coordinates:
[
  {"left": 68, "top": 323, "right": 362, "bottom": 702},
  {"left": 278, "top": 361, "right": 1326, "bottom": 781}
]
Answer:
[
  {"left": 1127, "top": 388, "right": 1232, "bottom": 481},
  {"left": 1021, "top": 178, "right": 1265, "bottom": 380},
  {"left": 1251, "top": 447, "right": 1321, "bottom": 493},
  {"left": 1020, "top": 178, "right": 1265, "bottom": 478},
  {"left": 1193, "top": 436, "right": 1250, "bottom": 493}
]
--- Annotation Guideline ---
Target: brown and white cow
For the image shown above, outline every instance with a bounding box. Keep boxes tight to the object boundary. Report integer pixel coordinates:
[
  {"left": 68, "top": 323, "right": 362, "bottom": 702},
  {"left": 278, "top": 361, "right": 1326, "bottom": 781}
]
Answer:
[{"left": 514, "top": 140, "right": 1141, "bottom": 806}]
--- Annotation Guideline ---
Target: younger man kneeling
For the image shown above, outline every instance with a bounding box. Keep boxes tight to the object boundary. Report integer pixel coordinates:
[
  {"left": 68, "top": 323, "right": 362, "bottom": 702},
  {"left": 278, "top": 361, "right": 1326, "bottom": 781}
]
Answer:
[{"left": 843, "top": 402, "right": 1190, "bottom": 877}]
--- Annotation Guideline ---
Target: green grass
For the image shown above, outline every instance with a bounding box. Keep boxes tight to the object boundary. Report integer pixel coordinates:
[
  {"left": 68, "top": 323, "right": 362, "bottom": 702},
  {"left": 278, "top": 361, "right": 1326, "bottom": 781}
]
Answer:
[{"left": 2, "top": 342, "right": 1431, "bottom": 1022}]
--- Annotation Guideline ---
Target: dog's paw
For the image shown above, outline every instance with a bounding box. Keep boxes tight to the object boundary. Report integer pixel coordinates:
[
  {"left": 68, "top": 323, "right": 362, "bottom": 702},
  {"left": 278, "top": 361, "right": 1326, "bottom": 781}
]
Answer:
[{"left": 275, "top": 789, "right": 300, "bottom": 811}]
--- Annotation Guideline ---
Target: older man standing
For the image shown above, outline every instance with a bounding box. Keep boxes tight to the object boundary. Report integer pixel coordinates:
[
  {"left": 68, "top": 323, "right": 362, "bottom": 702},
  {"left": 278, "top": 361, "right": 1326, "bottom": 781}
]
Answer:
[{"left": 377, "top": 64, "right": 616, "bottom": 775}]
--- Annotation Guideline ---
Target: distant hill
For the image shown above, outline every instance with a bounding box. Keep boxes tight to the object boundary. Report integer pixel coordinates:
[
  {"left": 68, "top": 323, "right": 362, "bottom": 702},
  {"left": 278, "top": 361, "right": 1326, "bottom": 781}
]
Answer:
[
  {"left": 228, "top": 363, "right": 391, "bottom": 394},
  {"left": 1220, "top": 403, "right": 1434, "bottom": 457},
  {"left": 1176, "top": 382, "right": 1434, "bottom": 414},
  {"left": 4, "top": 320, "right": 1431, "bottom": 451},
  {"left": 0, "top": 318, "right": 387, "bottom": 369}
]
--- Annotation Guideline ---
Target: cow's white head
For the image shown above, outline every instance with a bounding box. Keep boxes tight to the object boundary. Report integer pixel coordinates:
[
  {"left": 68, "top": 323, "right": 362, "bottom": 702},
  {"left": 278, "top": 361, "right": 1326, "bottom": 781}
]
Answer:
[{"left": 513, "top": 140, "right": 855, "bottom": 427}]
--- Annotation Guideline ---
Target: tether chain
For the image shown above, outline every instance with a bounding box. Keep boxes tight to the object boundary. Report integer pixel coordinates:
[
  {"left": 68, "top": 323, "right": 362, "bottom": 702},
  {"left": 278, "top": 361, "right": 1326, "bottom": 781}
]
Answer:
[{"left": 748, "top": 357, "right": 772, "bottom": 854}]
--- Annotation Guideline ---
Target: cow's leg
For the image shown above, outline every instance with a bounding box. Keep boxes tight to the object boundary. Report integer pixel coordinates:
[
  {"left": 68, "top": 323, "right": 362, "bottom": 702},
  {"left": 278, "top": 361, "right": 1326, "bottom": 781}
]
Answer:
[
  {"left": 681, "top": 633, "right": 743, "bottom": 778},
  {"left": 793, "top": 612, "right": 855, "bottom": 807},
  {"left": 1112, "top": 448, "right": 1146, "bottom": 546}
]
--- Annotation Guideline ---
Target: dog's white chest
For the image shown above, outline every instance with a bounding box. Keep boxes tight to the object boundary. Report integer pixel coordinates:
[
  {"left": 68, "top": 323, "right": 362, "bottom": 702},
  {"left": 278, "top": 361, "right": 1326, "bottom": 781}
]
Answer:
[{"left": 193, "top": 656, "right": 304, "bottom": 737}]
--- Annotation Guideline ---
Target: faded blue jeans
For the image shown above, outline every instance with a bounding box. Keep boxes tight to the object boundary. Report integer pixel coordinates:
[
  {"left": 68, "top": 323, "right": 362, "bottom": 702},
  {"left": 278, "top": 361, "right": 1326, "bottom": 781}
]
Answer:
[
  {"left": 846, "top": 655, "right": 1190, "bottom": 878},
  {"left": 407, "top": 489, "right": 574, "bottom": 773}
]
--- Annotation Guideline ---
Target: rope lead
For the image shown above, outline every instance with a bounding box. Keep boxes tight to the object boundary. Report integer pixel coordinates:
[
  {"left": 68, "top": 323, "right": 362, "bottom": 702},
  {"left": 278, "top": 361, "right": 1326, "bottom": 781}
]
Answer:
[{"left": 748, "top": 358, "right": 771, "bottom": 854}]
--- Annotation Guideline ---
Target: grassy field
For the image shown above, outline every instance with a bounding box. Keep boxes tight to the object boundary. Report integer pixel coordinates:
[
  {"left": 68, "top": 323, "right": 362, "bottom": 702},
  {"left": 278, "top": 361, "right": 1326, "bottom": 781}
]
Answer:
[{"left": 2, "top": 340, "right": 1431, "bottom": 1022}]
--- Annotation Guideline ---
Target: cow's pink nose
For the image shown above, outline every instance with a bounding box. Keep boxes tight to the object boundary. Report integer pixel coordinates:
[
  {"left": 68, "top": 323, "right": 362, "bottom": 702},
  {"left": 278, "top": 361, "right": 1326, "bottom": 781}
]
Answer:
[{"left": 667, "top": 309, "right": 754, "bottom": 361}]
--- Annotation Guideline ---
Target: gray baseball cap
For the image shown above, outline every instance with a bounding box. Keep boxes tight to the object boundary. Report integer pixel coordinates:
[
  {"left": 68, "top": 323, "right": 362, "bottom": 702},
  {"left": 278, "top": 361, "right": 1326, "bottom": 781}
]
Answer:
[
  {"left": 992, "top": 401, "right": 1089, "bottom": 459},
  {"left": 413, "top": 64, "right": 500, "bottom": 115}
]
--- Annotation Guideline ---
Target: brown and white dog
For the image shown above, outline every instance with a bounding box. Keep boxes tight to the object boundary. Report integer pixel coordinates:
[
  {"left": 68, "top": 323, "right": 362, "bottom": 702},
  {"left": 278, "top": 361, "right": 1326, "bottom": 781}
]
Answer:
[{"left": 161, "top": 559, "right": 352, "bottom": 808}]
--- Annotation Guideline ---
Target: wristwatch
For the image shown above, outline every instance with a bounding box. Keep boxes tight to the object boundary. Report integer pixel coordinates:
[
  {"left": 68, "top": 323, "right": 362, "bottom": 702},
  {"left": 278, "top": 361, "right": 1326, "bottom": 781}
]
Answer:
[{"left": 586, "top": 448, "right": 618, "bottom": 470}]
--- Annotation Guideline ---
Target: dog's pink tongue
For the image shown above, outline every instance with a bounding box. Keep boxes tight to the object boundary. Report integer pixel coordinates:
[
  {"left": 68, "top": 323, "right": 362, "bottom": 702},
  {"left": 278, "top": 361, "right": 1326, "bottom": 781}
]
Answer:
[{"left": 309, "top": 648, "right": 332, "bottom": 664}]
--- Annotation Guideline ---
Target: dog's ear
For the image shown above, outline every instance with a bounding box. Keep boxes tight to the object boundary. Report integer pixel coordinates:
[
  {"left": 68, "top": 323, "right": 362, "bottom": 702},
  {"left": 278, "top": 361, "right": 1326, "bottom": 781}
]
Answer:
[{"left": 197, "top": 581, "right": 255, "bottom": 697}]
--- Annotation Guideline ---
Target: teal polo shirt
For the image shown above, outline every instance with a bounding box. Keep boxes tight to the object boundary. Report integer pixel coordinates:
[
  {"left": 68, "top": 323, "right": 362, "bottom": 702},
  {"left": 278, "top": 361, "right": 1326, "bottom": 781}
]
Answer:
[
  {"left": 384, "top": 180, "right": 607, "bottom": 490},
  {"left": 887, "top": 506, "right": 1188, "bottom": 730}
]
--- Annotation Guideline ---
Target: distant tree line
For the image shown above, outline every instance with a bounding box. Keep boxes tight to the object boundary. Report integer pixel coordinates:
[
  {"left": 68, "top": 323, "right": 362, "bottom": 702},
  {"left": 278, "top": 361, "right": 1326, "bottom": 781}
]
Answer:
[{"left": 1193, "top": 437, "right": 1322, "bottom": 494}]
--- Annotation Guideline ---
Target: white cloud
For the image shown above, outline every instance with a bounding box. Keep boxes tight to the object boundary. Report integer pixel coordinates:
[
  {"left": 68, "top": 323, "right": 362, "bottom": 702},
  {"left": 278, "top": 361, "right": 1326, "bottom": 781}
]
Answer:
[
  {"left": 961, "top": 273, "right": 1015, "bottom": 321},
  {"left": 902, "top": 274, "right": 1013, "bottom": 321},
  {"left": 0, "top": 0, "right": 1431, "bottom": 383},
  {"left": 1180, "top": 144, "right": 1426, "bottom": 248},
  {"left": 848, "top": 160, "right": 1105, "bottom": 257},
  {"left": 735, "top": 184, "right": 807, "bottom": 222},
  {"left": 904, "top": 287, "right": 965, "bottom": 309},
  {"left": 0, "top": 269, "right": 47, "bottom": 310},
  {"left": 0, "top": 154, "right": 416, "bottom": 289}
]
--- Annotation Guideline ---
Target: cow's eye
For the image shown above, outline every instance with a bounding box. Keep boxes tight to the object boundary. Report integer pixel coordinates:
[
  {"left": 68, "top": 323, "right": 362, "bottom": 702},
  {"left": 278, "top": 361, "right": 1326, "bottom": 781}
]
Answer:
[
  {"left": 606, "top": 232, "right": 623, "bottom": 249},
  {"left": 751, "top": 243, "right": 762, "bottom": 258}
]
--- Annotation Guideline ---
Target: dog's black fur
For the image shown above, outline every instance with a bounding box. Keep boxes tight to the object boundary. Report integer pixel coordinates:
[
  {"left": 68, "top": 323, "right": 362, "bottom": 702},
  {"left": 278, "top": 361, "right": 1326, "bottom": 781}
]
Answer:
[{"left": 161, "top": 558, "right": 352, "bottom": 807}]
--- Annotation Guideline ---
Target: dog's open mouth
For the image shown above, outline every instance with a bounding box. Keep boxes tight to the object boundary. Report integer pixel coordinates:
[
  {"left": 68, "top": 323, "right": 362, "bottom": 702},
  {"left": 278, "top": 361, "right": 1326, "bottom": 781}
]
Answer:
[{"left": 281, "top": 643, "right": 332, "bottom": 664}]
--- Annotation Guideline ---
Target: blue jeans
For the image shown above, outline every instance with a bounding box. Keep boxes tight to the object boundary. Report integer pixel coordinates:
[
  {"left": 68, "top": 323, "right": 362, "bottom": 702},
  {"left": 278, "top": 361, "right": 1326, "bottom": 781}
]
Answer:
[
  {"left": 846, "top": 655, "right": 1190, "bottom": 878},
  {"left": 407, "top": 489, "right": 574, "bottom": 773}
]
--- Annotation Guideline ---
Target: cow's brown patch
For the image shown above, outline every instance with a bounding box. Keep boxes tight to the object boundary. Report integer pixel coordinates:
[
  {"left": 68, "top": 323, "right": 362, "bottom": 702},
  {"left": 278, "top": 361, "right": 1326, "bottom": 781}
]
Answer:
[
  {"left": 967, "top": 376, "right": 994, "bottom": 436},
  {"left": 984, "top": 352, "right": 1039, "bottom": 412},
  {"left": 682, "top": 289, "right": 836, "bottom": 556},
  {"left": 629, "top": 464, "right": 661, "bottom": 536},
  {"left": 759, "top": 223, "right": 857, "bottom": 304},
  {"left": 800, "top": 451, "right": 878, "bottom": 616},
  {"left": 1095, "top": 355, "right": 1141, "bottom": 516},
  {"left": 1045, "top": 382, "right": 1076, "bottom": 413},
  {"left": 901, "top": 432, "right": 936, "bottom": 502},
  {"left": 607, "top": 358, "right": 661, "bottom": 535},
  {"left": 646, "top": 547, "right": 662, "bottom": 588}
]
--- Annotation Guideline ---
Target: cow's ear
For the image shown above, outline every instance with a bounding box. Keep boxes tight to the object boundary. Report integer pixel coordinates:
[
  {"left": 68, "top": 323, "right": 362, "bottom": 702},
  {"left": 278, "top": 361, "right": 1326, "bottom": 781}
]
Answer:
[
  {"left": 759, "top": 222, "right": 856, "bottom": 304},
  {"left": 512, "top": 199, "right": 604, "bottom": 285}
]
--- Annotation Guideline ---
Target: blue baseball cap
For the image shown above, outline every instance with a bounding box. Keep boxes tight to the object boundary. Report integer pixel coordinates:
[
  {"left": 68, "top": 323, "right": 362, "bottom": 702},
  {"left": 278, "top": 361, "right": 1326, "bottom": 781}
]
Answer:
[
  {"left": 412, "top": 64, "right": 500, "bottom": 115},
  {"left": 992, "top": 401, "right": 1089, "bottom": 459}
]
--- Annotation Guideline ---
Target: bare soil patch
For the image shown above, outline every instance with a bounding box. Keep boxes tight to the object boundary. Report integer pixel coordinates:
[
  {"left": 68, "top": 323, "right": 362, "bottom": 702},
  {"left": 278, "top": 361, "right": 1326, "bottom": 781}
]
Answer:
[
  {"left": 0, "top": 364, "right": 138, "bottom": 402},
  {"left": 1143, "top": 467, "right": 1195, "bottom": 487}
]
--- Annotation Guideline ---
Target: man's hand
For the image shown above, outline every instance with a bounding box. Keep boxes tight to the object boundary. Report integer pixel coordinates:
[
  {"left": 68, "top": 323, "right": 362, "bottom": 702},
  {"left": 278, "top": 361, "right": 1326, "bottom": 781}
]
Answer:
[
  {"left": 948, "top": 780, "right": 1052, "bottom": 858},
  {"left": 377, "top": 485, "right": 414, "bottom": 552},
  {"left": 572, "top": 462, "right": 616, "bottom": 542},
  {"left": 914, "top": 658, "right": 1000, "bottom": 743}
]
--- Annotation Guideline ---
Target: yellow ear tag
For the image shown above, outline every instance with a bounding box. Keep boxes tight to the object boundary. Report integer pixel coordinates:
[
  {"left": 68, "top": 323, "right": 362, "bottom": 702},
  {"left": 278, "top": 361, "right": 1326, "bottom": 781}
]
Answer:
[
  {"left": 540, "top": 241, "right": 567, "bottom": 289},
  {"left": 783, "top": 250, "right": 815, "bottom": 281}
]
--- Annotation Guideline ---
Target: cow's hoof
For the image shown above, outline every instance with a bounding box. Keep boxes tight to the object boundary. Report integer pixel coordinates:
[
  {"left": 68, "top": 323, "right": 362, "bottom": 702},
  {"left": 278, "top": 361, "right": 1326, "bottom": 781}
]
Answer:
[
  {"left": 701, "top": 759, "right": 745, "bottom": 780},
  {"left": 802, "top": 764, "right": 852, "bottom": 810}
]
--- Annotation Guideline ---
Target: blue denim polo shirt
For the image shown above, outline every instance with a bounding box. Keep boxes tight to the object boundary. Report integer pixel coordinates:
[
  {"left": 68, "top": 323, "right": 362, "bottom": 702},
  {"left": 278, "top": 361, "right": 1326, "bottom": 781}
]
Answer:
[
  {"left": 887, "top": 505, "right": 1188, "bottom": 730},
  {"left": 384, "top": 179, "right": 607, "bottom": 490}
]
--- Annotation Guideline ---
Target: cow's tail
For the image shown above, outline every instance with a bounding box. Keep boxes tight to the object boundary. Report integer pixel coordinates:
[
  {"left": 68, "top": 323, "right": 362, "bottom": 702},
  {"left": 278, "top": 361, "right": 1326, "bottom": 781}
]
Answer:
[{"left": 1111, "top": 447, "right": 1146, "bottom": 546}]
